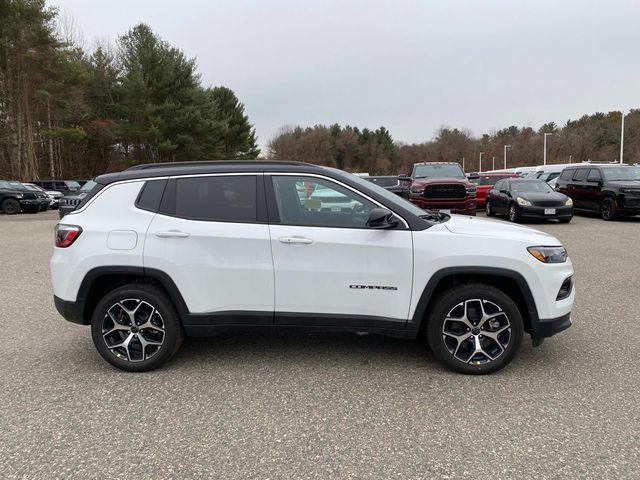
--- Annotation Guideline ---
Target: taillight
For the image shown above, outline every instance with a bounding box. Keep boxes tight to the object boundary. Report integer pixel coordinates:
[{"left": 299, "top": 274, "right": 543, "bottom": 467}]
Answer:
[{"left": 55, "top": 224, "right": 82, "bottom": 248}]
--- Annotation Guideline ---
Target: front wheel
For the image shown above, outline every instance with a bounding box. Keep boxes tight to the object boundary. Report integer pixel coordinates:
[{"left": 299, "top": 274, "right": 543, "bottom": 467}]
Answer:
[
  {"left": 91, "top": 283, "right": 184, "bottom": 372},
  {"left": 485, "top": 201, "right": 494, "bottom": 216},
  {"left": 426, "top": 283, "right": 524, "bottom": 374},
  {"left": 508, "top": 204, "right": 519, "bottom": 223}
]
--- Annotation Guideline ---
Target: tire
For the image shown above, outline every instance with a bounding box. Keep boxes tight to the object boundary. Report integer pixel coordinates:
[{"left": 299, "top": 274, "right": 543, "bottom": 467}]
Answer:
[
  {"left": 91, "top": 283, "right": 184, "bottom": 372},
  {"left": 426, "top": 283, "right": 524, "bottom": 374},
  {"left": 558, "top": 217, "right": 572, "bottom": 224},
  {"left": 600, "top": 197, "right": 618, "bottom": 221},
  {"left": 508, "top": 204, "right": 519, "bottom": 223},
  {"left": 485, "top": 201, "right": 494, "bottom": 217},
  {"left": 2, "top": 198, "right": 20, "bottom": 215}
]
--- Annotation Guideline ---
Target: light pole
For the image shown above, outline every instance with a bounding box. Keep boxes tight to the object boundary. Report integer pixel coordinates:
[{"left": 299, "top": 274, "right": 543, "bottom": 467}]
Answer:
[
  {"left": 492, "top": 156, "right": 495, "bottom": 170},
  {"left": 479, "top": 152, "right": 485, "bottom": 172},
  {"left": 543, "top": 133, "right": 553, "bottom": 165},
  {"left": 503, "top": 145, "right": 511, "bottom": 169},
  {"left": 462, "top": 157, "right": 465, "bottom": 171},
  {"left": 620, "top": 110, "right": 625, "bottom": 164}
]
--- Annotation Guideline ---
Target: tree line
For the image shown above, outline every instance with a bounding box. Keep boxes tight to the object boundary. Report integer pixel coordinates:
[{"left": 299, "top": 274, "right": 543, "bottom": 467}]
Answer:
[
  {"left": 0, "top": 0, "right": 259, "bottom": 181},
  {"left": 269, "top": 110, "right": 640, "bottom": 175}
]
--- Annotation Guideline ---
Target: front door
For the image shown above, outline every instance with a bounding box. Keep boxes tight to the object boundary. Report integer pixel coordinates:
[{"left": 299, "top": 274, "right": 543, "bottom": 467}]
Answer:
[{"left": 266, "top": 174, "right": 414, "bottom": 328}]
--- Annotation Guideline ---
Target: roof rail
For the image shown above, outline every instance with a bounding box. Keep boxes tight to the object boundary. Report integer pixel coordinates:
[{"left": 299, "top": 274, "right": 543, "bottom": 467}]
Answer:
[{"left": 125, "top": 160, "right": 311, "bottom": 171}]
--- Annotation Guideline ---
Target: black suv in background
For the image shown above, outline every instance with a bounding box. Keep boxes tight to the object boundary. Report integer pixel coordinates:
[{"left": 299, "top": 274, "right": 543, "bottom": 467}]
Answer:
[
  {"left": 59, "top": 180, "right": 97, "bottom": 218},
  {"left": 555, "top": 164, "right": 640, "bottom": 220},
  {"left": 0, "top": 180, "right": 47, "bottom": 213}
]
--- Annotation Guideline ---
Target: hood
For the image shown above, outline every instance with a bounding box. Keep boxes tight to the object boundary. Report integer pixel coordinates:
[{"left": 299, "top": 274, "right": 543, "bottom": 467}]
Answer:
[
  {"left": 443, "top": 214, "right": 560, "bottom": 244},
  {"left": 515, "top": 191, "right": 567, "bottom": 203},
  {"left": 412, "top": 177, "right": 469, "bottom": 187}
]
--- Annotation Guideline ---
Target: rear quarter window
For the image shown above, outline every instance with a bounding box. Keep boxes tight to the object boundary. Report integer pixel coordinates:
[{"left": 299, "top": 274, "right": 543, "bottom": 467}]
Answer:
[{"left": 135, "top": 179, "right": 167, "bottom": 213}]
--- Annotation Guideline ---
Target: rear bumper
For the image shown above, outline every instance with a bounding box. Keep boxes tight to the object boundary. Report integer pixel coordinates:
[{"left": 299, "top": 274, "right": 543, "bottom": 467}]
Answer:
[
  {"left": 530, "top": 312, "right": 572, "bottom": 338},
  {"left": 54, "top": 295, "right": 86, "bottom": 325}
]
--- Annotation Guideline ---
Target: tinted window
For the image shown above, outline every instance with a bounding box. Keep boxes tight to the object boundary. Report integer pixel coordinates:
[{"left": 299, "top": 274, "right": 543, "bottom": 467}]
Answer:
[
  {"left": 136, "top": 179, "right": 167, "bottom": 212},
  {"left": 272, "top": 176, "right": 376, "bottom": 228},
  {"left": 479, "top": 176, "right": 503, "bottom": 186},
  {"left": 413, "top": 164, "right": 465, "bottom": 180},
  {"left": 511, "top": 180, "right": 553, "bottom": 193},
  {"left": 163, "top": 175, "right": 257, "bottom": 222},
  {"left": 587, "top": 169, "right": 602, "bottom": 182},
  {"left": 573, "top": 169, "right": 588, "bottom": 181},
  {"left": 559, "top": 169, "right": 573, "bottom": 181},
  {"left": 494, "top": 180, "right": 505, "bottom": 190},
  {"left": 602, "top": 166, "right": 640, "bottom": 181}
]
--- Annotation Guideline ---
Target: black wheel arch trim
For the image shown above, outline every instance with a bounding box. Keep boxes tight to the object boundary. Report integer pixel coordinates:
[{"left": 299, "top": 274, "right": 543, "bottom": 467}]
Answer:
[{"left": 408, "top": 266, "right": 540, "bottom": 333}]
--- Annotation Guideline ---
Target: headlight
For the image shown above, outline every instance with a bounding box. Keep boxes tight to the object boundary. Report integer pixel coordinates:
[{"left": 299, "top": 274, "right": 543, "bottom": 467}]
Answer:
[
  {"left": 620, "top": 188, "right": 640, "bottom": 194},
  {"left": 411, "top": 186, "right": 424, "bottom": 194},
  {"left": 565, "top": 197, "right": 573, "bottom": 206},
  {"left": 466, "top": 187, "right": 477, "bottom": 194},
  {"left": 516, "top": 197, "right": 532, "bottom": 206},
  {"left": 527, "top": 246, "right": 568, "bottom": 263},
  {"left": 15, "top": 193, "right": 23, "bottom": 198}
]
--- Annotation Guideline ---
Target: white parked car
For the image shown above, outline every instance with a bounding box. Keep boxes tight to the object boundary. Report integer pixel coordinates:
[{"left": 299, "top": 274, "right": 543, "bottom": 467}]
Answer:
[{"left": 51, "top": 161, "right": 574, "bottom": 374}]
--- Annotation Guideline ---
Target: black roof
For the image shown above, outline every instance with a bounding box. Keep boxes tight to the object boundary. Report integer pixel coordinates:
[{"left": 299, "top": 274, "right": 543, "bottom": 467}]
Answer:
[{"left": 95, "top": 160, "right": 325, "bottom": 185}]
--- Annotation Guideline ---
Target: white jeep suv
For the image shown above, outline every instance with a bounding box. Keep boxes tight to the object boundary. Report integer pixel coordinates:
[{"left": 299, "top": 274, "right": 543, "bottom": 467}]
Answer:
[{"left": 51, "top": 161, "right": 574, "bottom": 374}]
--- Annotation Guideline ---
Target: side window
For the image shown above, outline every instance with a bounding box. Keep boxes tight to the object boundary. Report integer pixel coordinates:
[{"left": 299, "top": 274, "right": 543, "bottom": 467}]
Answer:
[
  {"left": 161, "top": 175, "right": 257, "bottom": 222},
  {"left": 547, "top": 172, "right": 560, "bottom": 181},
  {"left": 587, "top": 169, "right": 602, "bottom": 182},
  {"left": 136, "top": 179, "right": 167, "bottom": 212},
  {"left": 573, "top": 169, "right": 588, "bottom": 181},
  {"left": 271, "top": 176, "right": 377, "bottom": 228},
  {"left": 559, "top": 169, "right": 573, "bottom": 181},
  {"left": 42, "top": 182, "right": 53, "bottom": 190}
]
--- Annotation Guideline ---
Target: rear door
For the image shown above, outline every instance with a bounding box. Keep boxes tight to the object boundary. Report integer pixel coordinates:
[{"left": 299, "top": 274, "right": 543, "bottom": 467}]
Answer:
[
  {"left": 266, "top": 174, "right": 413, "bottom": 328},
  {"left": 143, "top": 174, "right": 274, "bottom": 324},
  {"left": 584, "top": 168, "right": 604, "bottom": 210},
  {"left": 570, "top": 168, "right": 589, "bottom": 209}
]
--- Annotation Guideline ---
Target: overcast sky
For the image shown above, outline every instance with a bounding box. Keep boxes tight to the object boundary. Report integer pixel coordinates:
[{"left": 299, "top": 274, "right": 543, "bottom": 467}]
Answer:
[{"left": 52, "top": 0, "right": 639, "bottom": 150}]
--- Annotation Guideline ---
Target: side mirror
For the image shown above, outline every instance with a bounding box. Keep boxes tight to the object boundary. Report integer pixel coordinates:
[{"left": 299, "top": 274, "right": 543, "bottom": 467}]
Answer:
[
  {"left": 397, "top": 175, "right": 412, "bottom": 182},
  {"left": 500, "top": 189, "right": 510, "bottom": 195},
  {"left": 366, "top": 208, "right": 398, "bottom": 229}
]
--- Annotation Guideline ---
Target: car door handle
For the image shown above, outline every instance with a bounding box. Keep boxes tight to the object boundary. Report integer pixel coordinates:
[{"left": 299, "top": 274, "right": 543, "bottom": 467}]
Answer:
[
  {"left": 155, "top": 230, "right": 190, "bottom": 238},
  {"left": 279, "top": 236, "right": 313, "bottom": 245}
]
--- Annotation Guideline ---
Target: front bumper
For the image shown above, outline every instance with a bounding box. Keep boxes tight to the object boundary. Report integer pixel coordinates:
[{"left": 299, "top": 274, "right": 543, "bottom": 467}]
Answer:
[
  {"left": 19, "top": 199, "right": 40, "bottom": 211},
  {"left": 410, "top": 195, "right": 477, "bottom": 215},
  {"left": 517, "top": 205, "right": 573, "bottom": 219},
  {"left": 530, "top": 312, "right": 572, "bottom": 338}
]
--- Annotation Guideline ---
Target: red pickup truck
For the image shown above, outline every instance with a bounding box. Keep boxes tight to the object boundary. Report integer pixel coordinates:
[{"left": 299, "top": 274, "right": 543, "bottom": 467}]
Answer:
[{"left": 407, "top": 162, "right": 477, "bottom": 215}]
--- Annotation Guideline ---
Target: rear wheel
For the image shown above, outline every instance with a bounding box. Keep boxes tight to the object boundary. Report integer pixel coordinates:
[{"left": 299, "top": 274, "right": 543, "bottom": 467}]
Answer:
[
  {"left": 600, "top": 197, "right": 618, "bottom": 221},
  {"left": 508, "top": 204, "right": 519, "bottom": 223},
  {"left": 2, "top": 198, "right": 20, "bottom": 215},
  {"left": 426, "top": 283, "right": 523, "bottom": 374},
  {"left": 91, "top": 283, "right": 184, "bottom": 372}
]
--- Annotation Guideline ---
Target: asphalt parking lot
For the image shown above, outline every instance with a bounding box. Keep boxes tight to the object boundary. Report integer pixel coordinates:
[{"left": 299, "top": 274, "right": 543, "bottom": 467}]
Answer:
[{"left": 1, "top": 210, "right": 639, "bottom": 479}]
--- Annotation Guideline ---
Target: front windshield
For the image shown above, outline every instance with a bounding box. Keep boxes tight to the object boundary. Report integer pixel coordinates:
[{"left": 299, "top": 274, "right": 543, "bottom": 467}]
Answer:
[
  {"left": 602, "top": 166, "right": 640, "bottom": 181},
  {"left": 327, "top": 168, "right": 430, "bottom": 218},
  {"left": 80, "top": 180, "right": 97, "bottom": 192},
  {"left": 413, "top": 164, "right": 465, "bottom": 180},
  {"left": 511, "top": 180, "right": 553, "bottom": 193},
  {"left": 23, "top": 184, "right": 40, "bottom": 191},
  {"left": 9, "top": 181, "right": 25, "bottom": 189}
]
